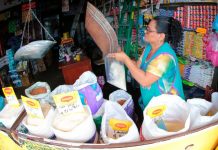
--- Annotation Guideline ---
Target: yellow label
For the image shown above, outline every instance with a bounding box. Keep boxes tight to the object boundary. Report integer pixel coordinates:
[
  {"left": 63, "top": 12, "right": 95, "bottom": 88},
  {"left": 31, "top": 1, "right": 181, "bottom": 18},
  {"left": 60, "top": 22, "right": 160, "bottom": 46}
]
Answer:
[
  {"left": 109, "top": 118, "right": 132, "bottom": 132},
  {"left": 21, "top": 96, "right": 44, "bottom": 119},
  {"left": 196, "top": 27, "right": 207, "bottom": 34},
  {"left": 147, "top": 105, "right": 166, "bottom": 118},
  {"left": 2, "top": 87, "right": 20, "bottom": 107},
  {"left": 53, "top": 91, "right": 84, "bottom": 115}
]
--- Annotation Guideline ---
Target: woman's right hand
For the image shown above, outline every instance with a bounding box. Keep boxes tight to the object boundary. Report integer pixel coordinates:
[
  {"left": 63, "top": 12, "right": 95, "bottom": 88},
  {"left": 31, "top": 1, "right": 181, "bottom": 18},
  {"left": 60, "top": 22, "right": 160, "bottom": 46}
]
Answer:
[{"left": 107, "top": 48, "right": 128, "bottom": 64}]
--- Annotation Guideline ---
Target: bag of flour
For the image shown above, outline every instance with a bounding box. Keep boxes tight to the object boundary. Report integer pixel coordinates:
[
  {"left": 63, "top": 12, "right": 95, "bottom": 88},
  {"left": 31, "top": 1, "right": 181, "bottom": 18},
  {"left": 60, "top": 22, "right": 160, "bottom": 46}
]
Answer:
[
  {"left": 101, "top": 101, "right": 139, "bottom": 143},
  {"left": 14, "top": 40, "right": 56, "bottom": 61},
  {"left": 109, "top": 90, "right": 134, "bottom": 118},
  {"left": 0, "top": 104, "right": 24, "bottom": 129},
  {"left": 25, "top": 82, "right": 51, "bottom": 104},
  {"left": 73, "top": 71, "right": 104, "bottom": 115},
  {"left": 51, "top": 106, "right": 96, "bottom": 143},
  {"left": 141, "top": 94, "right": 190, "bottom": 140},
  {"left": 22, "top": 103, "right": 55, "bottom": 138},
  {"left": 187, "top": 98, "right": 218, "bottom": 130}
]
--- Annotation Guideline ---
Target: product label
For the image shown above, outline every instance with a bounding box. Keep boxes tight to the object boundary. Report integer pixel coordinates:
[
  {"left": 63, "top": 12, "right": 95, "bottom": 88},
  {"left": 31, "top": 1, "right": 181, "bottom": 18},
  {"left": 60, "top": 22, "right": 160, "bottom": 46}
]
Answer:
[
  {"left": 108, "top": 118, "right": 132, "bottom": 139},
  {"left": 146, "top": 105, "right": 166, "bottom": 118},
  {"left": 53, "top": 91, "right": 84, "bottom": 115},
  {"left": 109, "top": 118, "right": 132, "bottom": 132},
  {"left": 2, "top": 87, "right": 20, "bottom": 107},
  {"left": 21, "top": 96, "right": 44, "bottom": 119}
]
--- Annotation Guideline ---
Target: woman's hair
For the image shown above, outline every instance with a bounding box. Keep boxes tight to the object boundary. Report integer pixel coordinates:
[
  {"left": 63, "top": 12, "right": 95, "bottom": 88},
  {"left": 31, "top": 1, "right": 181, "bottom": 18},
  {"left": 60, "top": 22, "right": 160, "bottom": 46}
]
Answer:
[{"left": 153, "top": 16, "right": 183, "bottom": 48}]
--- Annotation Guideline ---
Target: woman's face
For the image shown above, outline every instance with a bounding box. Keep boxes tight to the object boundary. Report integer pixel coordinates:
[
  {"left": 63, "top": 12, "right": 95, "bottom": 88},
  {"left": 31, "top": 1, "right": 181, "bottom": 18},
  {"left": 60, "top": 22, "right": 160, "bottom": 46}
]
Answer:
[{"left": 144, "top": 20, "right": 160, "bottom": 43}]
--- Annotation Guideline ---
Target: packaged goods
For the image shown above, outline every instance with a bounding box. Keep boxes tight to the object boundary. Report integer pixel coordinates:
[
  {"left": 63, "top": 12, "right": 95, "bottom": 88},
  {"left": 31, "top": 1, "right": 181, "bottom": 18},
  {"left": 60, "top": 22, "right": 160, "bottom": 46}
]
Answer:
[{"left": 101, "top": 101, "right": 139, "bottom": 143}]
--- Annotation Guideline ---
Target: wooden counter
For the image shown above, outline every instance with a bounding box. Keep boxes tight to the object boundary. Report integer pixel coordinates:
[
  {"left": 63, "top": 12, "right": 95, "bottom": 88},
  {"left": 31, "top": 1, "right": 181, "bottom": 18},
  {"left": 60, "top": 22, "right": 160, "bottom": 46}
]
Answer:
[{"left": 59, "top": 56, "right": 92, "bottom": 84}]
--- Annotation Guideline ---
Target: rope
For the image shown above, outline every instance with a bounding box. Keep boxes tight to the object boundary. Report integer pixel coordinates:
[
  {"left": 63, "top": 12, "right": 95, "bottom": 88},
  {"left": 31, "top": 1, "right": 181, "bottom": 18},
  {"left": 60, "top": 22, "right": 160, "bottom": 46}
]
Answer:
[
  {"left": 20, "top": 9, "right": 31, "bottom": 47},
  {"left": 31, "top": 11, "right": 56, "bottom": 42},
  {"left": 20, "top": 0, "right": 56, "bottom": 47}
]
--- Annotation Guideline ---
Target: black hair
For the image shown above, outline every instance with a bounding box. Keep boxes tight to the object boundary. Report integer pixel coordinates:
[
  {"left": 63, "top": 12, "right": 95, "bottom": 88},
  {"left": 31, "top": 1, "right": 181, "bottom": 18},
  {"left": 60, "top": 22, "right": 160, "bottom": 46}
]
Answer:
[{"left": 153, "top": 16, "right": 183, "bottom": 48}]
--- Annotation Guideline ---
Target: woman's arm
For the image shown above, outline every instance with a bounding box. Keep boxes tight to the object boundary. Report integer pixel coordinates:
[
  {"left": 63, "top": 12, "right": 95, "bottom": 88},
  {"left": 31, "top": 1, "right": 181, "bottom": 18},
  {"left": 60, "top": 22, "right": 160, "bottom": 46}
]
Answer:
[
  {"left": 124, "top": 55, "right": 160, "bottom": 87},
  {"left": 108, "top": 51, "right": 160, "bottom": 87}
]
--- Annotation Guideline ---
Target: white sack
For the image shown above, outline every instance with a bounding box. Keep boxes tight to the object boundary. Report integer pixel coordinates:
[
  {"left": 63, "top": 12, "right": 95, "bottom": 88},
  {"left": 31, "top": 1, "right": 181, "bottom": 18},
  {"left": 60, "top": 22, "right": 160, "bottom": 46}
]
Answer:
[
  {"left": 25, "top": 82, "right": 51, "bottom": 104},
  {"left": 188, "top": 98, "right": 218, "bottom": 130},
  {"left": 141, "top": 94, "right": 190, "bottom": 140},
  {"left": 73, "top": 71, "right": 104, "bottom": 115},
  {"left": 109, "top": 90, "right": 134, "bottom": 118},
  {"left": 0, "top": 104, "right": 24, "bottom": 128},
  {"left": 14, "top": 40, "right": 56, "bottom": 61},
  {"left": 22, "top": 106, "right": 55, "bottom": 138},
  {"left": 101, "top": 101, "right": 139, "bottom": 143},
  {"left": 51, "top": 106, "right": 96, "bottom": 143}
]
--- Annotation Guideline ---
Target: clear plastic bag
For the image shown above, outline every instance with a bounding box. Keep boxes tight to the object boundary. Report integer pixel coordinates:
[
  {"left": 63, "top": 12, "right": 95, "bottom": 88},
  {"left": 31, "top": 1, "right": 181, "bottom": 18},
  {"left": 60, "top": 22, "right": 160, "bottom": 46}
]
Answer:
[{"left": 105, "top": 57, "right": 126, "bottom": 90}]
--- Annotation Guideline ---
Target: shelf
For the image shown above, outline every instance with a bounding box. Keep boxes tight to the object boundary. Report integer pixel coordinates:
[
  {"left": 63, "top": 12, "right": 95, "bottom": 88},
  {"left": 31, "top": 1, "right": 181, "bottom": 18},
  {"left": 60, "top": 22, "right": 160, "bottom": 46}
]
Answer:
[
  {"left": 140, "top": 1, "right": 217, "bottom": 9},
  {"left": 160, "top": 0, "right": 217, "bottom": 4}
]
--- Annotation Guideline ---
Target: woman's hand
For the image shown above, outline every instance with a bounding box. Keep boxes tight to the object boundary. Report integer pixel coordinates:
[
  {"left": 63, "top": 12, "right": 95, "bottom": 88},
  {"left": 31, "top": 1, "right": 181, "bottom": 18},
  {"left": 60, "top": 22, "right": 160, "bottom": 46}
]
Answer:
[{"left": 107, "top": 48, "right": 128, "bottom": 63}]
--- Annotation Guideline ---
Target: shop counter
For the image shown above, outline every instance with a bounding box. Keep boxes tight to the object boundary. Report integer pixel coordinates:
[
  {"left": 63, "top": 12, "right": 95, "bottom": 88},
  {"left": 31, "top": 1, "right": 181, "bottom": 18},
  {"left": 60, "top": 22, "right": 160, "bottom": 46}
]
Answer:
[{"left": 59, "top": 56, "right": 92, "bottom": 84}]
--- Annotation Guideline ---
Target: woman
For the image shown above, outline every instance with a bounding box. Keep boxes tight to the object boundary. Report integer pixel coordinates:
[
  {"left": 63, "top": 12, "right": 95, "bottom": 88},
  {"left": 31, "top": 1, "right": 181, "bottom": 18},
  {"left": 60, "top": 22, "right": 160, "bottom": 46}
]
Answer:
[{"left": 109, "top": 16, "right": 185, "bottom": 110}]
